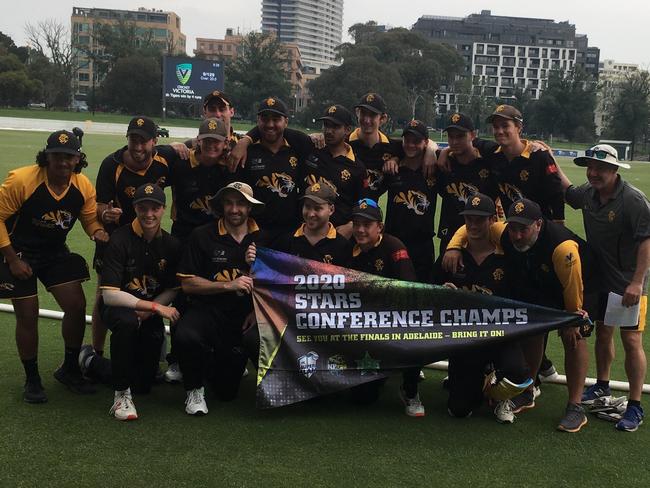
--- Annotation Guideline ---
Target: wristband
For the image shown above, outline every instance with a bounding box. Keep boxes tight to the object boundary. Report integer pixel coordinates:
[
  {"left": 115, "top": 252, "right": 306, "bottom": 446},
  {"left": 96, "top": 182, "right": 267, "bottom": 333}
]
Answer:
[
  {"left": 151, "top": 302, "right": 158, "bottom": 313},
  {"left": 101, "top": 209, "right": 108, "bottom": 222}
]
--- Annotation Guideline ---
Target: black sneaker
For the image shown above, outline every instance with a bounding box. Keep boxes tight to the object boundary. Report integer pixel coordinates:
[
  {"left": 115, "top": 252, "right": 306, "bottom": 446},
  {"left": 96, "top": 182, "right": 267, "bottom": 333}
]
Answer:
[
  {"left": 54, "top": 367, "right": 97, "bottom": 394},
  {"left": 557, "top": 403, "right": 588, "bottom": 433},
  {"left": 24, "top": 378, "right": 48, "bottom": 404},
  {"left": 511, "top": 388, "right": 535, "bottom": 414}
]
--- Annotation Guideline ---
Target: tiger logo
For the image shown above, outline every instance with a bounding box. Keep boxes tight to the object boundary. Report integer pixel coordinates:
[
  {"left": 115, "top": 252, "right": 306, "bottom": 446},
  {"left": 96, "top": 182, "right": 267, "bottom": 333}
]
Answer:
[
  {"left": 499, "top": 182, "right": 524, "bottom": 203},
  {"left": 257, "top": 173, "right": 295, "bottom": 197},
  {"left": 393, "top": 190, "right": 430, "bottom": 216},
  {"left": 446, "top": 182, "right": 479, "bottom": 203},
  {"left": 190, "top": 195, "right": 216, "bottom": 215},
  {"left": 366, "top": 169, "right": 384, "bottom": 191},
  {"left": 40, "top": 210, "right": 73, "bottom": 230},
  {"left": 323, "top": 255, "right": 333, "bottom": 264},
  {"left": 127, "top": 275, "right": 159, "bottom": 297},
  {"left": 214, "top": 269, "right": 243, "bottom": 282}
]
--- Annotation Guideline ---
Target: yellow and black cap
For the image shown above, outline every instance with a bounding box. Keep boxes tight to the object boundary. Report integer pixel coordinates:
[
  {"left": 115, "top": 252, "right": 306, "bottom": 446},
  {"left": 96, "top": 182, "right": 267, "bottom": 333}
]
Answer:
[
  {"left": 486, "top": 104, "right": 523, "bottom": 124},
  {"left": 133, "top": 183, "right": 166, "bottom": 206},
  {"left": 258, "top": 97, "right": 289, "bottom": 117},
  {"left": 402, "top": 119, "right": 429, "bottom": 140},
  {"left": 203, "top": 90, "right": 231, "bottom": 108},
  {"left": 444, "top": 112, "right": 475, "bottom": 132},
  {"left": 459, "top": 193, "right": 496, "bottom": 216},
  {"left": 354, "top": 92, "right": 387, "bottom": 114},
  {"left": 197, "top": 118, "right": 227, "bottom": 141},
  {"left": 317, "top": 104, "right": 354, "bottom": 126},
  {"left": 301, "top": 182, "right": 337, "bottom": 205},
  {"left": 352, "top": 198, "right": 383, "bottom": 221},
  {"left": 127, "top": 116, "right": 157, "bottom": 140},
  {"left": 44, "top": 130, "right": 81, "bottom": 155},
  {"left": 506, "top": 199, "right": 542, "bottom": 226}
]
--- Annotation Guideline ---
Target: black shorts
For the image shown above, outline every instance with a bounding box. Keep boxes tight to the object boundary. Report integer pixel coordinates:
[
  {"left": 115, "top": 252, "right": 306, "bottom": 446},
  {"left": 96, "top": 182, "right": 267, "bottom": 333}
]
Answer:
[
  {"left": 92, "top": 240, "right": 108, "bottom": 274},
  {"left": 0, "top": 248, "right": 89, "bottom": 300},
  {"left": 590, "top": 291, "right": 647, "bottom": 332}
]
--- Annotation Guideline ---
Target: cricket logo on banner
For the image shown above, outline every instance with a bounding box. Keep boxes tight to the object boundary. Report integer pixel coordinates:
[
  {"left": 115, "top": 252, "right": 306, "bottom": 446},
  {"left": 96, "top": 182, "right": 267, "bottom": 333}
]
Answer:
[
  {"left": 176, "top": 63, "right": 192, "bottom": 85},
  {"left": 251, "top": 248, "right": 586, "bottom": 408}
]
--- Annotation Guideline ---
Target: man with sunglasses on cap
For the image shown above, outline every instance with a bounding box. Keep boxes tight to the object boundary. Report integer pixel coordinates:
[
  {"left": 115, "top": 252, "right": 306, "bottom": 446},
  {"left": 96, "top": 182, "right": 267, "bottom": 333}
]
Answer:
[
  {"left": 384, "top": 120, "right": 438, "bottom": 283},
  {"left": 346, "top": 198, "right": 424, "bottom": 416},
  {"left": 0, "top": 129, "right": 108, "bottom": 403},
  {"left": 433, "top": 194, "right": 531, "bottom": 423},
  {"left": 443, "top": 198, "right": 597, "bottom": 432},
  {"left": 556, "top": 144, "right": 650, "bottom": 432},
  {"left": 174, "top": 182, "right": 265, "bottom": 415}
]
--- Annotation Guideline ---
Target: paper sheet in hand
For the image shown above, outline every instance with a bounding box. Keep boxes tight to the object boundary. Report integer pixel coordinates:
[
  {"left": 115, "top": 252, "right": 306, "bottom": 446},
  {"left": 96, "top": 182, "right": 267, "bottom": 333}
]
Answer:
[{"left": 603, "top": 292, "right": 640, "bottom": 327}]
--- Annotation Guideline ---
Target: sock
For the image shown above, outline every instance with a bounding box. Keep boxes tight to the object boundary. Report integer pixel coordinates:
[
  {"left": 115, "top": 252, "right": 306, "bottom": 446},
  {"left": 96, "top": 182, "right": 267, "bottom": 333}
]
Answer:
[
  {"left": 596, "top": 380, "right": 610, "bottom": 388},
  {"left": 628, "top": 399, "right": 641, "bottom": 408},
  {"left": 22, "top": 357, "right": 40, "bottom": 382},
  {"left": 63, "top": 347, "right": 81, "bottom": 374}
]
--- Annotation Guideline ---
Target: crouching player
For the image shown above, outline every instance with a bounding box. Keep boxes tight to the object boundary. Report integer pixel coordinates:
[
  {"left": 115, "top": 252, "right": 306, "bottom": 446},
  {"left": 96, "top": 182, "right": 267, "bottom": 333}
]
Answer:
[{"left": 100, "top": 184, "right": 181, "bottom": 420}]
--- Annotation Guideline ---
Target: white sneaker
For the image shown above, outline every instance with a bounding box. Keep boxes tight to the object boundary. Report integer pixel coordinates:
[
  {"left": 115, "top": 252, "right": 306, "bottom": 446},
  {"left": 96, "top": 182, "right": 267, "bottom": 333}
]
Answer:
[
  {"left": 242, "top": 367, "right": 249, "bottom": 378},
  {"left": 185, "top": 387, "right": 208, "bottom": 415},
  {"left": 164, "top": 363, "right": 183, "bottom": 383},
  {"left": 110, "top": 389, "right": 138, "bottom": 421},
  {"left": 533, "top": 385, "right": 542, "bottom": 399},
  {"left": 400, "top": 387, "right": 425, "bottom": 417},
  {"left": 495, "top": 399, "right": 515, "bottom": 424}
]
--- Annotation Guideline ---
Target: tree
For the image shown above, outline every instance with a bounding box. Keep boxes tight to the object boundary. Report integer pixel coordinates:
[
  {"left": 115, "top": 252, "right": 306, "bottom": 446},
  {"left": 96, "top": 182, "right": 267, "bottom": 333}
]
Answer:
[
  {"left": 0, "top": 31, "right": 29, "bottom": 62},
  {"left": 25, "top": 20, "right": 76, "bottom": 107},
  {"left": 225, "top": 32, "right": 292, "bottom": 120},
  {"left": 97, "top": 55, "right": 161, "bottom": 115},
  {"left": 604, "top": 70, "right": 650, "bottom": 160},
  {"left": 0, "top": 70, "right": 42, "bottom": 106}
]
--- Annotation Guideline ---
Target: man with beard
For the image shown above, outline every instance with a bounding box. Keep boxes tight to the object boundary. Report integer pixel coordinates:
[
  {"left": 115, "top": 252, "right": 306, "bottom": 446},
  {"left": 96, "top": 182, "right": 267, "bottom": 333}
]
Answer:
[{"left": 174, "top": 182, "right": 265, "bottom": 415}]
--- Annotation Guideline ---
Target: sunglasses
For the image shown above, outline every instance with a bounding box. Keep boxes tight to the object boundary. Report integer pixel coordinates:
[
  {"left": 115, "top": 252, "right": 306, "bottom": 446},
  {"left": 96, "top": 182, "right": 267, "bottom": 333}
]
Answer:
[
  {"left": 356, "top": 198, "right": 379, "bottom": 208},
  {"left": 585, "top": 149, "right": 615, "bottom": 160}
]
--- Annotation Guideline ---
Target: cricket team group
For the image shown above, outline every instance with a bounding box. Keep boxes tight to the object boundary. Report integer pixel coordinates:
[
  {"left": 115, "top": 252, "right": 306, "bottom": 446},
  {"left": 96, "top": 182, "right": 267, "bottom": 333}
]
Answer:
[{"left": 0, "top": 89, "right": 648, "bottom": 433}]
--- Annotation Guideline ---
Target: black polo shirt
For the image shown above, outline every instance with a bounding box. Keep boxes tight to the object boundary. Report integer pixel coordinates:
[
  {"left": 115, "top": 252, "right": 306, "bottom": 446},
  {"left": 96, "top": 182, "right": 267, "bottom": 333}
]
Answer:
[
  {"left": 384, "top": 164, "right": 438, "bottom": 244},
  {"left": 178, "top": 218, "right": 265, "bottom": 311},
  {"left": 100, "top": 219, "right": 181, "bottom": 300},
  {"left": 433, "top": 249, "right": 512, "bottom": 298},
  {"left": 487, "top": 141, "right": 565, "bottom": 221},
  {"left": 272, "top": 223, "right": 351, "bottom": 266},
  {"left": 95, "top": 145, "right": 174, "bottom": 232},
  {"left": 167, "top": 149, "right": 232, "bottom": 243},
  {"left": 347, "top": 233, "right": 417, "bottom": 281},
  {"left": 436, "top": 152, "right": 497, "bottom": 243}
]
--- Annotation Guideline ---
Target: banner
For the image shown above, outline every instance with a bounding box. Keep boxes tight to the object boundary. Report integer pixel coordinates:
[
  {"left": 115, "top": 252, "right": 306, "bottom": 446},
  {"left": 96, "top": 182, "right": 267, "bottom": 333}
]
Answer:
[
  {"left": 163, "top": 56, "right": 224, "bottom": 102},
  {"left": 252, "top": 248, "right": 585, "bottom": 408}
]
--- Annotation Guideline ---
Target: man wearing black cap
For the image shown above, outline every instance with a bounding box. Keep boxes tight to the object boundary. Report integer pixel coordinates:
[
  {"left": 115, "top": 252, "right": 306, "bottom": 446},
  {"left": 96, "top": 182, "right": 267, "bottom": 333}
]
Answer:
[
  {"left": 91, "top": 116, "right": 176, "bottom": 357},
  {"left": 345, "top": 198, "right": 423, "bottom": 416},
  {"left": 178, "top": 91, "right": 240, "bottom": 152},
  {"left": 270, "top": 182, "right": 352, "bottom": 265},
  {"left": 444, "top": 198, "right": 596, "bottom": 432},
  {"left": 174, "top": 182, "right": 265, "bottom": 415},
  {"left": 0, "top": 130, "right": 108, "bottom": 403},
  {"left": 384, "top": 120, "right": 438, "bottom": 283},
  {"left": 98, "top": 183, "right": 181, "bottom": 420},
  {"left": 433, "top": 194, "right": 531, "bottom": 423},
  {"left": 557, "top": 145, "right": 650, "bottom": 432},
  {"left": 436, "top": 112, "right": 497, "bottom": 253}
]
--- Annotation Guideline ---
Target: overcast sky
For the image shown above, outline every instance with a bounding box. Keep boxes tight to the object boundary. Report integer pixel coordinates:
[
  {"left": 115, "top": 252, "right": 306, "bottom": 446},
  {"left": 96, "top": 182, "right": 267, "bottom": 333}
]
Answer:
[{"left": 2, "top": 1, "right": 648, "bottom": 66}]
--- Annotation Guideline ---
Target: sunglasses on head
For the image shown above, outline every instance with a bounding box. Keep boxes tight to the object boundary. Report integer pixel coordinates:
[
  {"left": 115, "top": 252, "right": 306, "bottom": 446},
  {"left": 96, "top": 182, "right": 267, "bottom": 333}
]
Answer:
[
  {"left": 585, "top": 149, "right": 614, "bottom": 160},
  {"left": 357, "top": 198, "right": 379, "bottom": 208}
]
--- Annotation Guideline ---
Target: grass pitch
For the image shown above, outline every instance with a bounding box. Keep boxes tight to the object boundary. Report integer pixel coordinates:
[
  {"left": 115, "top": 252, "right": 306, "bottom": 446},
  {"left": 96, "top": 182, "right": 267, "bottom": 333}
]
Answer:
[{"left": 0, "top": 129, "right": 648, "bottom": 487}]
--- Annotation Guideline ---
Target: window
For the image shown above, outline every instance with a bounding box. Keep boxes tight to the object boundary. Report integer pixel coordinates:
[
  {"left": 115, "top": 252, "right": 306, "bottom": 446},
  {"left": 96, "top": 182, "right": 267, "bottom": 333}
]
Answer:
[
  {"left": 518, "top": 58, "right": 526, "bottom": 67},
  {"left": 526, "top": 69, "right": 538, "bottom": 78},
  {"left": 518, "top": 47, "right": 526, "bottom": 56},
  {"left": 474, "top": 65, "right": 484, "bottom": 75},
  {"left": 78, "top": 73, "right": 89, "bottom": 81},
  {"left": 475, "top": 44, "right": 484, "bottom": 54},
  {"left": 528, "top": 47, "right": 539, "bottom": 57},
  {"left": 502, "top": 46, "right": 515, "bottom": 56},
  {"left": 485, "top": 66, "right": 498, "bottom": 75}
]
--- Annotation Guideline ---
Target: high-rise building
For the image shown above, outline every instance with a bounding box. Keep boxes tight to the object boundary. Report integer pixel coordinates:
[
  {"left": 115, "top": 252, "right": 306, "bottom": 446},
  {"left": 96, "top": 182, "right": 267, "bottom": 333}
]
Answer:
[
  {"left": 595, "top": 59, "right": 641, "bottom": 135},
  {"left": 261, "top": 0, "right": 343, "bottom": 75},
  {"left": 412, "top": 10, "right": 600, "bottom": 114},
  {"left": 71, "top": 6, "right": 186, "bottom": 103}
]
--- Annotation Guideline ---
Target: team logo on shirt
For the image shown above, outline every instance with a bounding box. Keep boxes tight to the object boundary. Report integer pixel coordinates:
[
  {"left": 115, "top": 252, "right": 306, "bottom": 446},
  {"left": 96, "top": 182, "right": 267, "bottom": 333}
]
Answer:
[
  {"left": 608, "top": 210, "right": 616, "bottom": 222},
  {"left": 382, "top": 153, "right": 392, "bottom": 161},
  {"left": 214, "top": 268, "right": 243, "bottom": 282},
  {"left": 323, "top": 254, "right": 333, "bottom": 264},
  {"left": 426, "top": 177, "right": 436, "bottom": 188},
  {"left": 374, "top": 259, "right": 384, "bottom": 272},
  {"left": 493, "top": 268, "right": 504, "bottom": 281},
  {"left": 39, "top": 210, "right": 73, "bottom": 230},
  {"left": 298, "top": 351, "right": 319, "bottom": 379},
  {"left": 127, "top": 275, "right": 160, "bottom": 298},
  {"left": 500, "top": 183, "right": 524, "bottom": 203},
  {"left": 125, "top": 186, "right": 136, "bottom": 198},
  {"left": 190, "top": 195, "right": 216, "bottom": 215},
  {"left": 158, "top": 259, "right": 167, "bottom": 271},
  {"left": 479, "top": 169, "right": 490, "bottom": 179},
  {"left": 289, "top": 156, "right": 298, "bottom": 168},
  {"left": 0, "top": 282, "right": 15, "bottom": 291},
  {"left": 446, "top": 182, "right": 479, "bottom": 203},
  {"left": 394, "top": 190, "right": 430, "bottom": 216},
  {"left": 541, "top": 264, "right": 550, "bottom": 273},
  {"left": 257, "top": 173, "right": 295, "bottom": 197},
  {"left": 366, "top": 169, "right": 384, "bottom": 191},
  {"left": 520, "top": 170, "right": 529, "bottom": 182},
  {"left": 565, "top": 253, "right": 576, "bottom": 268},
  {"left": 341, "top": 169, "right": 351, "bottom": 181}
]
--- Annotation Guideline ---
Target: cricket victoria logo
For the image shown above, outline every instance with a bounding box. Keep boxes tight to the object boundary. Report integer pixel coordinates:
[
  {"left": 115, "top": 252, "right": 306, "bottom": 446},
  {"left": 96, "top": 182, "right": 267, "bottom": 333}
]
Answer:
[
  {"left": 298, "top": 351, "right": 319, "bottom": 379},
  {"left": 176, "top": 63, "right": 192, "bottom": 85}
]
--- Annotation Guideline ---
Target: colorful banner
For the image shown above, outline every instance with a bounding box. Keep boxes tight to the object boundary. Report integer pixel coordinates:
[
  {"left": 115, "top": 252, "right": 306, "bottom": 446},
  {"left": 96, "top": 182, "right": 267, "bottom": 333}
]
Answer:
[{"left": 252, "top": 248, "right": 585, "bottom": 408}]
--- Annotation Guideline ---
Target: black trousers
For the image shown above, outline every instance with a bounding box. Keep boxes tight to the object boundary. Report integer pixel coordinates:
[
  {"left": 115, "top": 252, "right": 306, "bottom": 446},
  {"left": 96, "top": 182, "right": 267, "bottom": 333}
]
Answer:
[
  {"left": 447, "top": 340, "right": 529, "bottom": 418},
  {"left": 404, "top": 237, "right": 435, "bottom": 284},
  {"left": 173, "top": 303, "right": 249, "bottom": 401},
  {"left": 101, "top": 305, "right": 164, "bottom": 393}
]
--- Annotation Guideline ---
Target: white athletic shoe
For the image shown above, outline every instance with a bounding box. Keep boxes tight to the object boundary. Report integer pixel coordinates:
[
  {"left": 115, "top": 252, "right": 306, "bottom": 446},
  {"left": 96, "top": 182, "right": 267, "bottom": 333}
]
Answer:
[
  {"left": 495, "top": 399, "right": 516, "bottom": 424},
  {"left": 185, "top": 387, "right": 208, "bottom": 416},
  {"left": 110, "top": 389, "right": 138, "bottom": 421},
  {"left": 533, "top": 385, "right": 542, "bottom": 400},
  {"left": 242, "top": 367, "right": 249, "bottom": 378},
  {"left": 164, "top": 363, "right": 183, "bottom": 383},
  {"left": 399, "top": 387, "right": 425, "bottom": 417}
]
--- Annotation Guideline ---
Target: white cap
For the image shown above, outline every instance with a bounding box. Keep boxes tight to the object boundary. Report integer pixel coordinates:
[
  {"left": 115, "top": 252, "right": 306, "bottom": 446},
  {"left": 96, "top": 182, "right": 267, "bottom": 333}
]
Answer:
[{"left": 573, "top": 144, "right": 631, "bottom": 169}]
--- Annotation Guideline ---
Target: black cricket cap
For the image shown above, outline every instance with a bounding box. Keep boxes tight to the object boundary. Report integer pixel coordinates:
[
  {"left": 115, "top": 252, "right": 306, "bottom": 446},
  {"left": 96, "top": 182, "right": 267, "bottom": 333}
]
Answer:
[
  {"left": 459, "top": 193, "right": 496, "bottom": 216},
  {"left": 317, "top": 104, "right": 354, "bottom": 127},
  {"left": 197, "top": 118, "right": 228, "bottom": 141},
  {"left": 486, "top": 104, "right": 523, "bottom": 124},
  {"left": 352, "top": 198, "right": 383, "bottom": 222},
  {"left": 402, "top": 119, "right": 429, "bottom": 140},
  {"left": 127, "top": 116, "right": 157, "bottom": 140},
  {"left": 203, "top": 90, "right": 231, "bottom": 108},
  {"left": 506, "top": 199, "right": 542, "bottom": 225},
  {"left": 354, "top": 92, "right": 387, "bottom": 114},
  {"left": 133, "top": 183, "right": 166, "bottom": 206},
  {"left": 44, "top": 130, "right": 81, "bottom": 155},
  {"left": 301, "top": 182, "right": 337, "bottom": 205},
  {"left": 258, "top": 97, "right": 289, "bottom": 117},
  {"left": 444, "top": 112, "right": 475, "bottom": 132}
]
